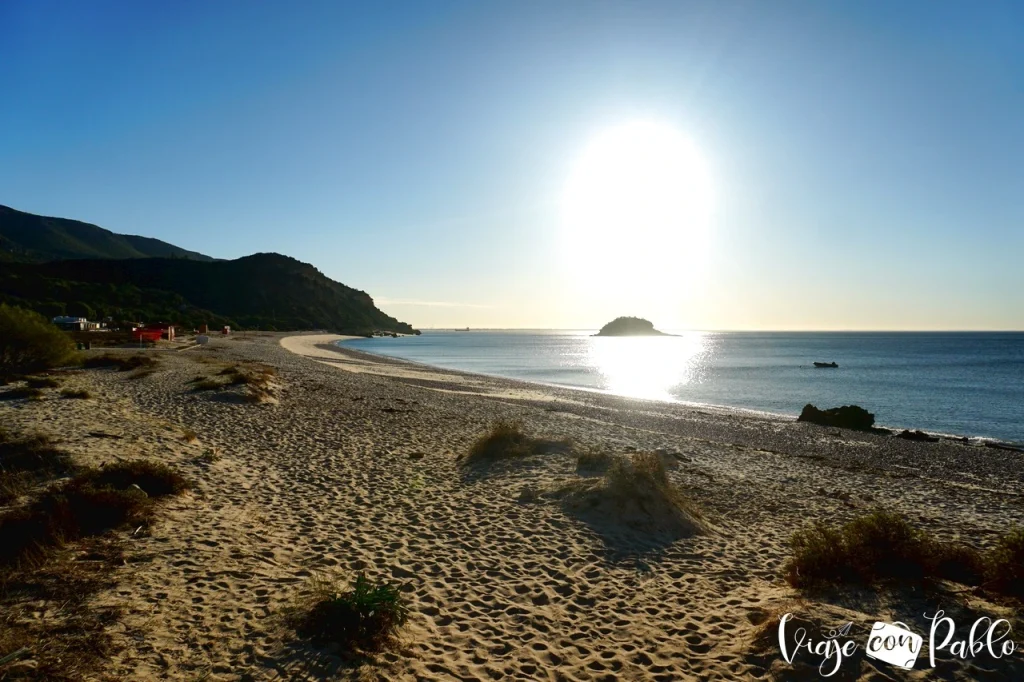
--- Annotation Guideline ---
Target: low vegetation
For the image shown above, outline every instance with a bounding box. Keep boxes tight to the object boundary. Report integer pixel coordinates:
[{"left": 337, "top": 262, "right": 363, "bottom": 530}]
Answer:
[
  {"left": 0, "top": 424, "right": 190, "bottom": 678},
  {"left": 82, "top": 354, "right": 159, "bottom": 372},
  {"left": 0, "top": 303, "right": 77, "bottom": 378},
  {"left": 24, "top": 376, "right": 60, "bottom": 389},
  {"left": 0, "top": 386, "right": 44, "bottom": 401},
  {"left": 0, "top": 459, "right": 191, "bottom": 567},
  {"left": 0, "top": 430, "right": 74, "bottom": 505},
  {"left": 223, "top": 364, "right": 277, "bottom": 402},
  {"left": 785, "top": 510, "right": 1023, "bottom": 597},
  {"left": 463, "top": 419, "right": 570, "bottom": 465},
  {"left": 292, "top": 572, "right": 409, "bottom": 655},
  {"left": 76, "top": 459, "right": 191, "bottom": 497},
  {"left": 60, "top": 388, "right": 92, "bottom": 399},
  {"left": 575, "top": 449, "right": 614, "bottom": 473},
  {"left": 192, "top": 378, "right": 224, "bottom": 392},
  {"left": 0, "top": 535, "right": 125, "bottom": 682},
  {"left": 986, "top": 527, "right": 1024, "bottom": 598},
  {"left": 190, "top": 364, "right": 276, "bottom": 402}
]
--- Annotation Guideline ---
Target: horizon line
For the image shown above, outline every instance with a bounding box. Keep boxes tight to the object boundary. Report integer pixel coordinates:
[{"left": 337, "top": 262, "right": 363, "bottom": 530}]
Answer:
[{"left": 410, "top": 327, "right": 1024, "bottom": 333}]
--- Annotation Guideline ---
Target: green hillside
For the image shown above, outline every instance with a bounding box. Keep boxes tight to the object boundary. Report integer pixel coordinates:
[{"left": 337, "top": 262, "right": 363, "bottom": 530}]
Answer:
[
  {"left": 0, "top": 204, "right": 213, "bottom": 263},
  {"left": 0, "top": 253, "right": 415, "bottom": 334}
]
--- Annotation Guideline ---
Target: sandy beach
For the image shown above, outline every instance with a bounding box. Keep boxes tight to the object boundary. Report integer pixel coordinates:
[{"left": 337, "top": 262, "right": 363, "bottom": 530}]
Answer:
[{"left": 2, "top": 332, "right": 1022, "bottom": 680}]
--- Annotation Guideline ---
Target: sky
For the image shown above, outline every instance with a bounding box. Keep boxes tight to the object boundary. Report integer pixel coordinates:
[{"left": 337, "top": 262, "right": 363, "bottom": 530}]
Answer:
[{"left": 1, "top": 0, "right": 1022, "bottom": 330}]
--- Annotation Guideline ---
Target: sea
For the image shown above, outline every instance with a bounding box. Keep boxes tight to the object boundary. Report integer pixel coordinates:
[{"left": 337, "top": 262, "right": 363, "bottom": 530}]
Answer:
[{"left": 340, "top": 331, "right": 1024, "bottom": 444}]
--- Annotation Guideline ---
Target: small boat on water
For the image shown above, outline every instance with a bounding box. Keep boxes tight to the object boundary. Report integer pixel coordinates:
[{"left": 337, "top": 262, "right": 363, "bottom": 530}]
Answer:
[{"left": 813, "top": 361, "right": 839, "bottom": 368}]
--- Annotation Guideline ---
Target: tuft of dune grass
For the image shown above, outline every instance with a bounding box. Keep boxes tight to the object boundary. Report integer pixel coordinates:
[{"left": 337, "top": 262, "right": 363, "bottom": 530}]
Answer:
[
  {"left": 559, "top": 452, "right": 708, "bottom": 537},
  {"left": 463, "top": 419, "right": 571, "bottom": 465}
]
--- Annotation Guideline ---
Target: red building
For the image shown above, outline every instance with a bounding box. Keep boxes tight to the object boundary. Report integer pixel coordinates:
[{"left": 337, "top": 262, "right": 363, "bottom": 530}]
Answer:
[
  {"left": 132, "top": 324, "right": 175, "bottom": 342},
  {"left": 132, "top": 328, "right": 164, "bottom": 342}
]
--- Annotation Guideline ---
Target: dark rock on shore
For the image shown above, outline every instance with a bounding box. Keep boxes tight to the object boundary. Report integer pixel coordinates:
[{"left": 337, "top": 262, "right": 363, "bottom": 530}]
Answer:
[
  {"left": 797, "top": 404, "right": 875, "bottom": 431},
  {"left": 896, "top": 429, "right": 939, "bottom": 443}
]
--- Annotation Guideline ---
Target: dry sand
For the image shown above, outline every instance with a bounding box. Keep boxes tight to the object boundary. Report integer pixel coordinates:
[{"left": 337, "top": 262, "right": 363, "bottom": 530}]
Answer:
[{"left": 1, "top": 332, "right": 1022, "bottom": 680}]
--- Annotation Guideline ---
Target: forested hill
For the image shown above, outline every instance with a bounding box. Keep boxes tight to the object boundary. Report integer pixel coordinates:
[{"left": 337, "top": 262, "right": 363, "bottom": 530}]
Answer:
[
  {"left": 0, "top": 204, "right": 213, "bottom": 263},
  {"left": 0, "top": 253, "right": 415, "bottom": 334}
]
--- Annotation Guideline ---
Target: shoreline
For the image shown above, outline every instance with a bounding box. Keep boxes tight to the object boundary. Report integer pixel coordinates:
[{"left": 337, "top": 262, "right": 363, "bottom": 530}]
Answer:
[{"left": 301, "top": 334, "right": 1021, "bottom": 448}]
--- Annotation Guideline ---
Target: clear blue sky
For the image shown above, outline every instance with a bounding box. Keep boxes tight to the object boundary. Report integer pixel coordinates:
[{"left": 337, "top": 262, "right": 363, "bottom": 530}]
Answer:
[{"left": 2, "top": 1, "right": 1022, "bottom": 330}]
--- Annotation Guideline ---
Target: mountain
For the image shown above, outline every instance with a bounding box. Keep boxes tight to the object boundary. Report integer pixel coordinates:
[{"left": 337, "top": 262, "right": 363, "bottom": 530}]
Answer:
[
  {"left": 0, "top": 204, "right": 213, "bottom": 263},
  {"left": 0, "top": 253, "right": 415, "bottom": 335}
]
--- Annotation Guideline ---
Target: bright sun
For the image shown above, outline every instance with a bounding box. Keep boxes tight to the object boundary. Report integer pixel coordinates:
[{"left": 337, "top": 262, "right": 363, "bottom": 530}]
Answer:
[{"left": 561, "top": 121, "right": 714, "bottom": 315}]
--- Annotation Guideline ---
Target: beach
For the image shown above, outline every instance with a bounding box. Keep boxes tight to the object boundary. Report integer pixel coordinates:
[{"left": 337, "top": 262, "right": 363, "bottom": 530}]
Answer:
[{"left": 2, "top": 332, "right": 1022, "bottom": 680}]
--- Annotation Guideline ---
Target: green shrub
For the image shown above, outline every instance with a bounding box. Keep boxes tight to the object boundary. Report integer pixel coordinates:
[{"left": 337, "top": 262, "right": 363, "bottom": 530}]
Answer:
[
  {"left": 785, "top": 510, "right": 1001, "bottom": 590},
  {"left": 787, "top": 511, "right": 932, "bottom": 587},
  {"left": 295, "top": 573, "right": 409, "bottom": 654},
  {"left": 929, "top": 541, "right": 987, "bottom": 586},
  {"left": 0, "top": 304, "right": 76, "bottom": 378}
]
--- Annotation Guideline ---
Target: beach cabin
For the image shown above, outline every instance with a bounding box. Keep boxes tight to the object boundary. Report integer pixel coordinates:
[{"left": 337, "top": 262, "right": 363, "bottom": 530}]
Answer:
[{"left": 52, "top": 315, "right": 87, "bottom": 331}]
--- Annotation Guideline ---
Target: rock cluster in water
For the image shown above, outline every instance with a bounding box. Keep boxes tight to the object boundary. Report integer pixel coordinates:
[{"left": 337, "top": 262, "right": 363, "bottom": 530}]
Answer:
[{"left": 594, "top": 317, "right": 669, "bottom": 337}]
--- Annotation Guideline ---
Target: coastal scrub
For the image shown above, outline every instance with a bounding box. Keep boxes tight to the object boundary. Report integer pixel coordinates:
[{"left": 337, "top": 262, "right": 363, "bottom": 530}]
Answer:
[
  {"left": 292, "top": 572, "right": 409, "bottom": 655},
  {"left": 785, "top": 510, "right": 1022, "bottom": 595}
]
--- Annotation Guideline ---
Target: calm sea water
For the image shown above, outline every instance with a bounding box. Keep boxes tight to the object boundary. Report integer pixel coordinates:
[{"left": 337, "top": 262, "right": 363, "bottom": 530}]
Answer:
[{"left": 341, "top": 331, "right": 1024, "bottom": 443}]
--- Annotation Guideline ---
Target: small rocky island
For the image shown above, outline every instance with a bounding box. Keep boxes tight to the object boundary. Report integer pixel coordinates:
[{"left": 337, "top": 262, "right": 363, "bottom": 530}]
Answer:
[{"left": 594, "top": 317, "right": 671, "bottom": 337}]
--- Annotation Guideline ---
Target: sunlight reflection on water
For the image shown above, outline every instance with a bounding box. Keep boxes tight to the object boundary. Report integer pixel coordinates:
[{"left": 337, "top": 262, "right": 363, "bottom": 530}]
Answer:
[{"left": 587, "top": 333, "right": 710, "bottom": 400}]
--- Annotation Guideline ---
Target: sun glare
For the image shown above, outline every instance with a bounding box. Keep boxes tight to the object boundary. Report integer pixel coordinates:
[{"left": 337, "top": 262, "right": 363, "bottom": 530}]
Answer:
[{"left": 561, "top": 121, "right": 714, "bottom": 317}]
